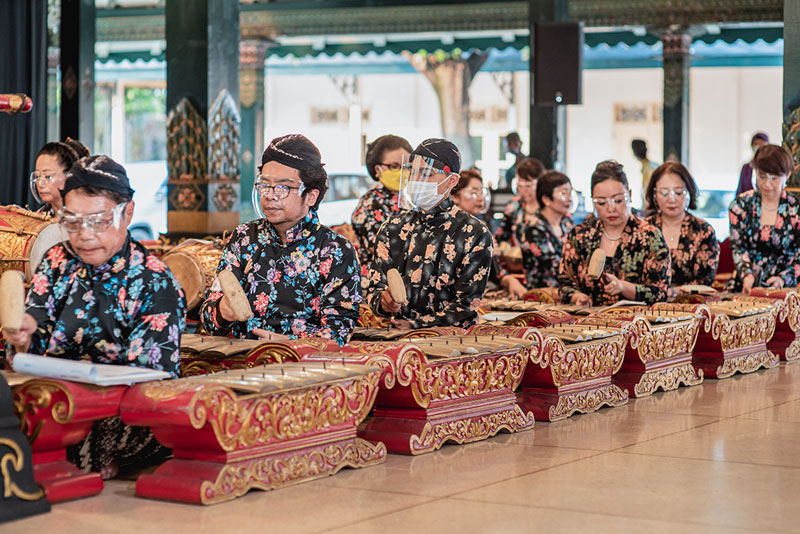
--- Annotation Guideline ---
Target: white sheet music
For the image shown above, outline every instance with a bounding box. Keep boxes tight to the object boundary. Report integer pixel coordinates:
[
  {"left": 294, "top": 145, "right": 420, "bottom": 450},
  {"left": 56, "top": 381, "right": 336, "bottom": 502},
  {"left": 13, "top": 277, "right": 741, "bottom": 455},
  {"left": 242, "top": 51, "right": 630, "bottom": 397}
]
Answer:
[{"left": 11, "top": 353, "right": 171, "bottom": 385}]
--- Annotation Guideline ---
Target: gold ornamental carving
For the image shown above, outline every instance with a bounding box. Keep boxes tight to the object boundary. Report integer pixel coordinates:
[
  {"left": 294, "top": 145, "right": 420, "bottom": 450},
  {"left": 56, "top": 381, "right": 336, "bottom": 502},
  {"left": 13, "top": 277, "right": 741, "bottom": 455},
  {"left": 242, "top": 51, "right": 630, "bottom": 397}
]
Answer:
[
  {"left": 632, "top": 363, "right": 703, "bottom": 397},
  {"left": 186, "top": 375, "right": 379, "bottom": 452},
  {"left": 710, "top": 312, "right": 776, "bottom": 353},
  {"left": 199, "top": 438, "right": 386, "bottom": 505},
  {"left": 13, "top": 380, "right": 76, "bottom": 441},
  {"left": 0, "top": 438, "right": 45, "bottom": 501},
  {"left": 715, "top": 349, "right": 779, "bottom": 378},
  {"left": 538, "top": 336, "right": 625, "bottom": 387},
  {"left": 630, "top": 318, "right": 702, "bottom": 365},
  {"left": 408, "top": 406, "right": 535, "bottom": 454},
  {"left": 548, "top": 384, "right": 628, "bottom": 421}
]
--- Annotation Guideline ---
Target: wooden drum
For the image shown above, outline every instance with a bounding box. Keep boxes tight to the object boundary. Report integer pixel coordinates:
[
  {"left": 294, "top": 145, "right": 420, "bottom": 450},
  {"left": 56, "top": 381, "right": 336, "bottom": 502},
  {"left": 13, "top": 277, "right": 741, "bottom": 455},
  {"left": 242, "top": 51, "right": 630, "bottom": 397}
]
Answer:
[
  {"left": 161, "top": 239, "right": 223, "bottom": 309},
  {"left": 0, "top": 205, "right": 61, "bottom": 281}
]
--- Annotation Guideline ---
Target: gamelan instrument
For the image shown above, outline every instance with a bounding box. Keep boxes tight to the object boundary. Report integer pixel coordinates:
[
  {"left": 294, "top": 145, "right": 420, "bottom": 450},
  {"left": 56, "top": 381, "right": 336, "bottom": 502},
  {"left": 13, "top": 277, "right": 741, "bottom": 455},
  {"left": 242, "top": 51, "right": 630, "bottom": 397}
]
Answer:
[
  {"left": 386, "top": 268, "right": 408, "bottom": 305},
  {"left": 0, "top": 206, "right": 61, "bottom": 281},
  {"left": 217, "top": 268, "right": 253, "bottom": 322},
  {"left": 0, "top": 94, "right": 33, "bottom": 114},
  {"left": 120, "top": 362, "right": 385, "bottom": 505},
  {"left": 160, "top": 239, "right": 223, "bottom": 310},
  {"left": 587, "top": 248, "right": 606, "bottom": 280},
  {"left": 747, "top": 288, "right": 800, "bottom": 361},
  {"left": 0, "top": 270, "right": 27, "bottom": 354}
]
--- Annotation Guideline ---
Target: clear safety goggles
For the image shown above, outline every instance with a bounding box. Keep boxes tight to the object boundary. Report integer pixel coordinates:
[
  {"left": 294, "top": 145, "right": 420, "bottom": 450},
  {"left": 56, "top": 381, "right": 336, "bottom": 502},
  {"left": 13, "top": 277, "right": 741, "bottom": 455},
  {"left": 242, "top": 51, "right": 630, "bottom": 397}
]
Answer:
[
  {"left": 592, "top": 192, "right": 629, "bottom": 209},
  {"left": 29, "top": 171, "right": 58, "bottom": 204},
  {"left": 251, "top": 176, "right": 306, "bottom": 218},
  {"left": 58, "top": 202, "right": 128, "bottom": 234}
]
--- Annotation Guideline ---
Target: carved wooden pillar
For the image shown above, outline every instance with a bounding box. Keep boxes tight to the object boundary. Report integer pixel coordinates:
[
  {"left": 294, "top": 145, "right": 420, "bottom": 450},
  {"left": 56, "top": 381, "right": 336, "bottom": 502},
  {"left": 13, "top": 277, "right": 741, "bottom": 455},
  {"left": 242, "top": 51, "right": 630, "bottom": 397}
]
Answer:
[
  {"left": 239, "top": 41, "right": 267, "bottom": 223},
  {"left": 165, "top": 0, "right": 240, "bottom": 236},
  {"left": 783, "top": 0, "right": 800, "bottom": 188},
  {"left": 661, "top": 31, "right": 691, "bottom": 163}
]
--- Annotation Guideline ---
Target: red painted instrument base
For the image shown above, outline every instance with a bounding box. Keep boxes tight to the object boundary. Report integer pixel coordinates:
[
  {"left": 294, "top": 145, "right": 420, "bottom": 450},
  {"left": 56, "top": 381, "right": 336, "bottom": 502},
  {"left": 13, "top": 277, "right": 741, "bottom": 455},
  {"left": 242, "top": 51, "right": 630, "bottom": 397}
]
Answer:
[
  {"left": 359, "top": 392, "right": 534, "bottom": 455},
  {"left": 33, "top": 457, "right": 103, "bottom": 503},
  {"left": 692, "top": 347, "right": 778, "bottom": 379},
  {"left": 769, "top": 326, "right": 800, "bottom": 362},
  {"left": 615, "top": 359, "right": 703, "bottom": 398},
  {"left": 135, "top": 436, "right": 385, "bottom": 505},
  {"left": 517, "top": 380, "right": 628, "bottom": 422}
]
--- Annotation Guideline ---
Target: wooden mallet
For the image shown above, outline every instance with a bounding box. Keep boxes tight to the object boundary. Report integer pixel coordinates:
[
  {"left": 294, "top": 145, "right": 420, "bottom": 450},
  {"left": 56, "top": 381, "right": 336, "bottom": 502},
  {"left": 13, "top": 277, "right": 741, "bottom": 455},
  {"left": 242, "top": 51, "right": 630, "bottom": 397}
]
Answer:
[
  {"left": 587, "top": 249, "right": 607, "bottom": 282},
  {"left": 386, "top": 268, "right": 408, "bottom": 306},
  {"left": 218, "top": 269, "right": 254, "bottom": 322},
  {"left": 0, "top": 270, "right": 27, "bottom": 353}
]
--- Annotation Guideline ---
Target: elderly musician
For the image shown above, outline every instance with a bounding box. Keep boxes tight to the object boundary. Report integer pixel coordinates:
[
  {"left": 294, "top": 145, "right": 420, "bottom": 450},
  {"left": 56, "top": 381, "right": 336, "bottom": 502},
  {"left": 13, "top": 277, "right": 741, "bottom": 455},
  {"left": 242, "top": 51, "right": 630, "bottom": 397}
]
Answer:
[
  {"left": 367, "top": 138, "right": 493, "bottom": 328},
  {"left": 200, "top": 134, "right": 362, "bottom": 345},
  {"left": 2, "top": 155, "right": 187, "bottom": 478},
  {"left": 559, "top": 160, "right": 671, "bottom": 306}
]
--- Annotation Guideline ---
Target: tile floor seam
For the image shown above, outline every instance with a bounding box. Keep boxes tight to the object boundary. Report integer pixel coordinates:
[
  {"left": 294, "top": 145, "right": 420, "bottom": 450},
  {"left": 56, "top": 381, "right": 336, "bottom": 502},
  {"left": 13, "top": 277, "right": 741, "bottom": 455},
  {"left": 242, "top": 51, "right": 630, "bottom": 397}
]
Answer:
[
  {"left": 312, "top": 496, "right": 448, "bottom": 534},
  {"left": 613, "top": 448, "right": 800, "bottom": 470}
]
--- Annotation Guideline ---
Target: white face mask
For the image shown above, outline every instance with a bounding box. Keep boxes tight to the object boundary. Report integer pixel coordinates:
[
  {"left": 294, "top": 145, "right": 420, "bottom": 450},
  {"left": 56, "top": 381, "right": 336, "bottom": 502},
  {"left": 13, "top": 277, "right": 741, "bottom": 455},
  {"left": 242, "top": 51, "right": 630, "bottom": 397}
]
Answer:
[{"left": 407, "top": 176, "right": 449, "bottom": 211}]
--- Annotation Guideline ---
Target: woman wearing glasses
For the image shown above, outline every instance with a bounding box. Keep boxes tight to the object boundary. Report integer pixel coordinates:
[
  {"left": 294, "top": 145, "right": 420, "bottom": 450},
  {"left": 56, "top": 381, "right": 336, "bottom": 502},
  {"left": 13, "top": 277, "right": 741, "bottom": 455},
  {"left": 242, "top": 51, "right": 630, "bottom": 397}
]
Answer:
[
  {"left": 495, "top": 157, "right": 546, "bottom": 246},
  {"left": 728, "top": 144, "right": 800, "bottom": 293},
  {"left": 452, "top": 169, "right": 527, "bottom": 298},
  {"left": 644, "top": 162, "right": 719, "bottom": 296},
  {"left": 29, "top": 138, "right": 89, "bottom": 215},
  {"left": 351, "top": 134, "right": 412, "bottom": 274},
  {"left": 520, "top": 171, "right": 575, "bottom": 288},
  {"left": 559, "top": 160, "right": 671, "bottom": 306}
]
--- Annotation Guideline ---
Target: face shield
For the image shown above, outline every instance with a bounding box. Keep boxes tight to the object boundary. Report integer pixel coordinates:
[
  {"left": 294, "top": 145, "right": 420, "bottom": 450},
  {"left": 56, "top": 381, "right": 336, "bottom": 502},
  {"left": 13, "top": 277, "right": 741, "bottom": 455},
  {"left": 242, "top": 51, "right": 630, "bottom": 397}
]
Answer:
[
  {"left": 399, "top": 154, "right": 454, "bottom": 211},
  {"left": 251, "top": 177, "right": 306, "bottom": 219},
  {"left": 57, "top": 202, "right": 128, "bottom": 258},
  {"left": 29, "top": 172, "right": 50, "bottom": 204}
]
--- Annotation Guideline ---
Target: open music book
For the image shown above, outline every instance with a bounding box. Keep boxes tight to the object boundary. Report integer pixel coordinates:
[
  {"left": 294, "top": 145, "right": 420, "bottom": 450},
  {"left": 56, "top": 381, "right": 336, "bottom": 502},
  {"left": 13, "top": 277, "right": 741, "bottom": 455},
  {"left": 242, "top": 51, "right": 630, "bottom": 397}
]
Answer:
[{"left": 11, "top": 353, "right": 172, "bottom": 386}]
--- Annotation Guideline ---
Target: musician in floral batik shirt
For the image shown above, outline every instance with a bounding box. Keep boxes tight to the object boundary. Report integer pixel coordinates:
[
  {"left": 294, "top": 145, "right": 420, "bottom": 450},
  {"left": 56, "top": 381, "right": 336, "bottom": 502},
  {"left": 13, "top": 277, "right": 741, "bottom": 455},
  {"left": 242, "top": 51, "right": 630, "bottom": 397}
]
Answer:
[
  {"left": 559, "top": 161, "right": 671, "bottom": 306},
  {"left": 351, "top": 134, "right": 412, "bottom": 276},
  {"left": 201, "top": 135, "right": 361, "bottom": 345},
  {"left": 368, "top": 139, "right": 493, "bottom": 328},
  {"left": 3, "top": 155, "right": 186, "bottom": 479}
]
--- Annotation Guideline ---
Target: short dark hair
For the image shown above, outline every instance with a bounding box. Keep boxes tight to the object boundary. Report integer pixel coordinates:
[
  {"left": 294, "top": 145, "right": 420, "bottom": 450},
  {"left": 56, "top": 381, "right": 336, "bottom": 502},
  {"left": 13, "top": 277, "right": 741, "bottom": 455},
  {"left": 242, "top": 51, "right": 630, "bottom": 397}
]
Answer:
[
  {"left": 66, "top": 185, "right": 132, "bottom": 205},
  {"left": 631, "top": 139, "right": 648, "bottom": 160},
  {"left": 37, "top": 138, "right": 90, "bottom": 171},
  {"left": 506, "top": 132, "right": 521, "bottom": 145},
  {"left": 591, "top": 160, "right": 629, "bottom": 194},
  {"left": 453, "top": 169, "right": 483, "bottom": 195},
  {"left": 516, "top": 157, "right": 545, "bottom": 181},
  {"left": 299, "top": 167, "right": 328, "bottom": 209},
  {"left": 364, "top": 134, "right": 412, "bottom": 181},
  {"left": 536, "top": 171, "right": 571, "bottom": 206},
  {"left": 645, "top": 161, "right": 698, "bottom": 210},
  {"left": 752, "top": 144, "right": 794, "bottom": 177}
]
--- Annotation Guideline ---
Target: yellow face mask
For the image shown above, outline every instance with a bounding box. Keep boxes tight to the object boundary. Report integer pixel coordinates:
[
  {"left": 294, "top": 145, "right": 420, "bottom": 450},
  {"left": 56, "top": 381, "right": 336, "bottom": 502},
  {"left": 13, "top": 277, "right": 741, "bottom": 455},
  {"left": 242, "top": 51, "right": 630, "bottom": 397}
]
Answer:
[{"left": 379, "top": 169, "right": 402, "bottom": 192}]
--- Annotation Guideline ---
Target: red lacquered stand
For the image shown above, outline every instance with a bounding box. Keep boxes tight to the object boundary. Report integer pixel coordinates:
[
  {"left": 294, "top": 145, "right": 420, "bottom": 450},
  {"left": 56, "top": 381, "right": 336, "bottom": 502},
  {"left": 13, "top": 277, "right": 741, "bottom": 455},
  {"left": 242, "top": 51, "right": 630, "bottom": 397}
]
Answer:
[
  {"left": 13, "top": 379, "right": 126, "bottom": 502},
  {"left": 745, "top": 289, "right": 800, "bottom": 362}
]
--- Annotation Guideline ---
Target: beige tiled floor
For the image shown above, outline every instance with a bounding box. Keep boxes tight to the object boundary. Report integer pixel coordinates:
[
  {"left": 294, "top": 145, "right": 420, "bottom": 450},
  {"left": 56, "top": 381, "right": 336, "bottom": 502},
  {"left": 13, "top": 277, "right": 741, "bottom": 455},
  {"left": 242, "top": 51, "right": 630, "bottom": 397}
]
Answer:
[{"left": 11, "top": 362, "right": 800, "bottom": 533}]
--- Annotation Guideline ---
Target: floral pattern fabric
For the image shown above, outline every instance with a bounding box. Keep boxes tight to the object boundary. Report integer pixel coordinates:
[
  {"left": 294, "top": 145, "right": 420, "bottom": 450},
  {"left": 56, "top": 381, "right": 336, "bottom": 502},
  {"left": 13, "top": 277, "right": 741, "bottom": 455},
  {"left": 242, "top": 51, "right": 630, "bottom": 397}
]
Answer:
[
  {"left": 25, "top": 235, "right": 186, "bottom": 376},
  {"left": 367, "top": 197, "right": 493, "bottom": 328},
  {"left": 727, "top": 190, "right": 800, "bottom": 291},
  {"left": 200, "top": 209, "right": 361, "bottom": 346},
  {"left": 645, "top": 212, "right": 719, "bottom": 287},
  {"left": 351, "top": 185, "right": 400, "bottom": 275},
  {"left": 495, "top": 197, "right": 529, "bottom": 246},
  {"left": 559, "top": 215, "right": 671, "bottom": 305},
  {"left": 520, "top": 210, "right": 574, "bottom": 288}
]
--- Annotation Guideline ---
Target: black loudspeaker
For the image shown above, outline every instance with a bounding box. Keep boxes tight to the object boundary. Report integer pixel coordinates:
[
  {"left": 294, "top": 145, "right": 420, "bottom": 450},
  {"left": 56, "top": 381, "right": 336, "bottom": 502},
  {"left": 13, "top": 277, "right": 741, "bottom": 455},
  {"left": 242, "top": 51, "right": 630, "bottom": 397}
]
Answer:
[{"left": 533, "top": 21, "right": 584, "bottom": 106}]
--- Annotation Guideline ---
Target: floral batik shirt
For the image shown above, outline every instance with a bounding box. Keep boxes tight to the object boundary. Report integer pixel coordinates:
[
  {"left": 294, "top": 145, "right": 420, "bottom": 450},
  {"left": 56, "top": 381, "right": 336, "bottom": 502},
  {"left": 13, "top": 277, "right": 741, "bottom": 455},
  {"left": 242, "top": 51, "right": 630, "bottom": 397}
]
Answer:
[
  {"left": 494, "top": 197, "right": 531, "bottom": 246},
  {"left": 200, "top": 209, "right": 361, "bottom": 346},
  {"left": 727, "top": 190, "right": 800, "bottom": 291},
  {"left": 25, "top": 235, "right": 186, "bottom": 376},
  {"left": 645, "top": 212, "right": 719, "bottom": 287},
  {"left": 559, "top": 215, "right": 671, "bottom": 305},
  {"left": 520, "top": 210, "right": 574, "bottom": 288},
  {"left": 351, "top": 185, "right": 400, "bottom": 275},
  {"left": 367, "top": 197, "right": 493, "bottom": 328}
]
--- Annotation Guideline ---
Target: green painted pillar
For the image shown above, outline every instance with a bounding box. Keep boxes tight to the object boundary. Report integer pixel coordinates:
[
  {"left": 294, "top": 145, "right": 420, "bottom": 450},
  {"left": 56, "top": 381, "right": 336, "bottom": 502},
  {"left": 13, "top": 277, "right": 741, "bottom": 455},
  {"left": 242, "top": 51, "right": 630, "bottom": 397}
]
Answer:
[
  {"left": 165, "top": 0, "right": 240, "bottom": 236},
  {"left": 783, "top": 1, "right": 800, "bottom": 188},
  {"left": 60, "top": 0, "right": 95, "bottom": 144},
  {"left": 239, "top": 41, "right": 267, "bottom": 224},
  {"left": 661, "top": 31, "right": 691, "bottom": 164}
]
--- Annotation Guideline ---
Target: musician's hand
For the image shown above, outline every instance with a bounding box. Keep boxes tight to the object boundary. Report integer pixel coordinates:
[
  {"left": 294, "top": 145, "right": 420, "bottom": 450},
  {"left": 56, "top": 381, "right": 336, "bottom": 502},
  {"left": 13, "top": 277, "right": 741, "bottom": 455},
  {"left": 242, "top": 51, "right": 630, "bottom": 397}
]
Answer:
[
  {"left": 570, "top": 292, "right": 592, "bottom": 306},
  {"left": 742, "top": 274, "right": 756, "bottom": 295},
  {"left": 391, "top": 318, "right": 412, "bottom": 330},
  {"left": 1, "top": 313, "right": 37, "bottom": 353},
  {"left": 218, "top": 295, "right": 237, "bottom": 322},
  {"left": 252, "top": 328, "right": 289, "bottom": 341},
  {"left": 766, "top": 276, "right": 785, "bottom": 289},
  {"left": 501, "top": 275, "right": 527, "bottom": 300},
  {"left": 604, "top": 273, "right": 624, "bottom": 296},
  {"left": 380, "top": 290, "right": 402, "bottom": 314}
]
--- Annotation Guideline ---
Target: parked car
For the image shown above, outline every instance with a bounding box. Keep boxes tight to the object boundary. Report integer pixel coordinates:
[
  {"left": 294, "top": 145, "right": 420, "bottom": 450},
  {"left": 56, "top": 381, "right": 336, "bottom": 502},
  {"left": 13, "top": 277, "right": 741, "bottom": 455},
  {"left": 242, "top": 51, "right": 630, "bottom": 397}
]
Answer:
[{"left": 316, "top": 172, "right": 373, "bottom": 227}]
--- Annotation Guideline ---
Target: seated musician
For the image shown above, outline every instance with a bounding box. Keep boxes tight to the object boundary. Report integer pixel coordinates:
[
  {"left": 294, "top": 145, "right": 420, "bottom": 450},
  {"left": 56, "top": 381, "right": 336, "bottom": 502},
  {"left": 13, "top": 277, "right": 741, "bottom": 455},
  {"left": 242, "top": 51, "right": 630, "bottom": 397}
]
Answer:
[
  {"left": 3, "top": 155, "right": 186, "bottom": 478},
  {"left": 30, "top": 138, "right": 90, "bottom": 216},
  {"left": 495, "top": 157, "right": 545, "bottom": 247},
  {"left": 351, "top": 134, "right": 412, "bottom": 276},
  {"left": 367, "top": 138, "right": 493, "bottom": 328},
  {"left": 200, "top": 134, "right": 361, "bottom": 345},
  {"left": 644, "top": 162, "right": 719, "bottom": 297},
  {"left": 559, "top": 160, "right": 671, "bottom": 306},
  {"left": 452, "top": 169, "right": 526, "bottom": 299},
  {"left": 728, "top": 143, "right": 800, "bottom": 293},
  {"left": 520, "top": 170, "right": 575, "bottom": 288}
]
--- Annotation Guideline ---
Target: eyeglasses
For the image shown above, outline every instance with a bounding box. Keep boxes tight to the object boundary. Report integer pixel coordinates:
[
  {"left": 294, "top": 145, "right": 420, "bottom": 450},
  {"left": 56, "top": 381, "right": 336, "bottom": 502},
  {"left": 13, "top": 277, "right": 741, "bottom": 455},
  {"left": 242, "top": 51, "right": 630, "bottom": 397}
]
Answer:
[
  {"left": 656, "top": 188, "right": 687, "bottom": 199},
  {"left": 463, "top": 187, "right": 490, "bottom": 200},
  {"left": 401, "top": 162, "right": 446, "bottom": 175},
  {"left": 255, "top": 177, "right": 306, "bottom": 200},
  {"left": 592, "top": 193, "right": 628, "bottom": 208},
  {"left": 379, "top": 162, "right": 402, "bottom": 171},
  {"left": 552, "top": 187, "right": 573, "bottom": 201},
  {"left": 516, "top": 180, "right": 535, "bottom": 190},
  {"left": 59, "top": 202, "right": 128, "bottom": 234},
  {"left": 755, "top": 170, "right": 787, "bottom": 183},
  {"left": 30, "top": 171, "right": 57, "bottom": 185}
]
